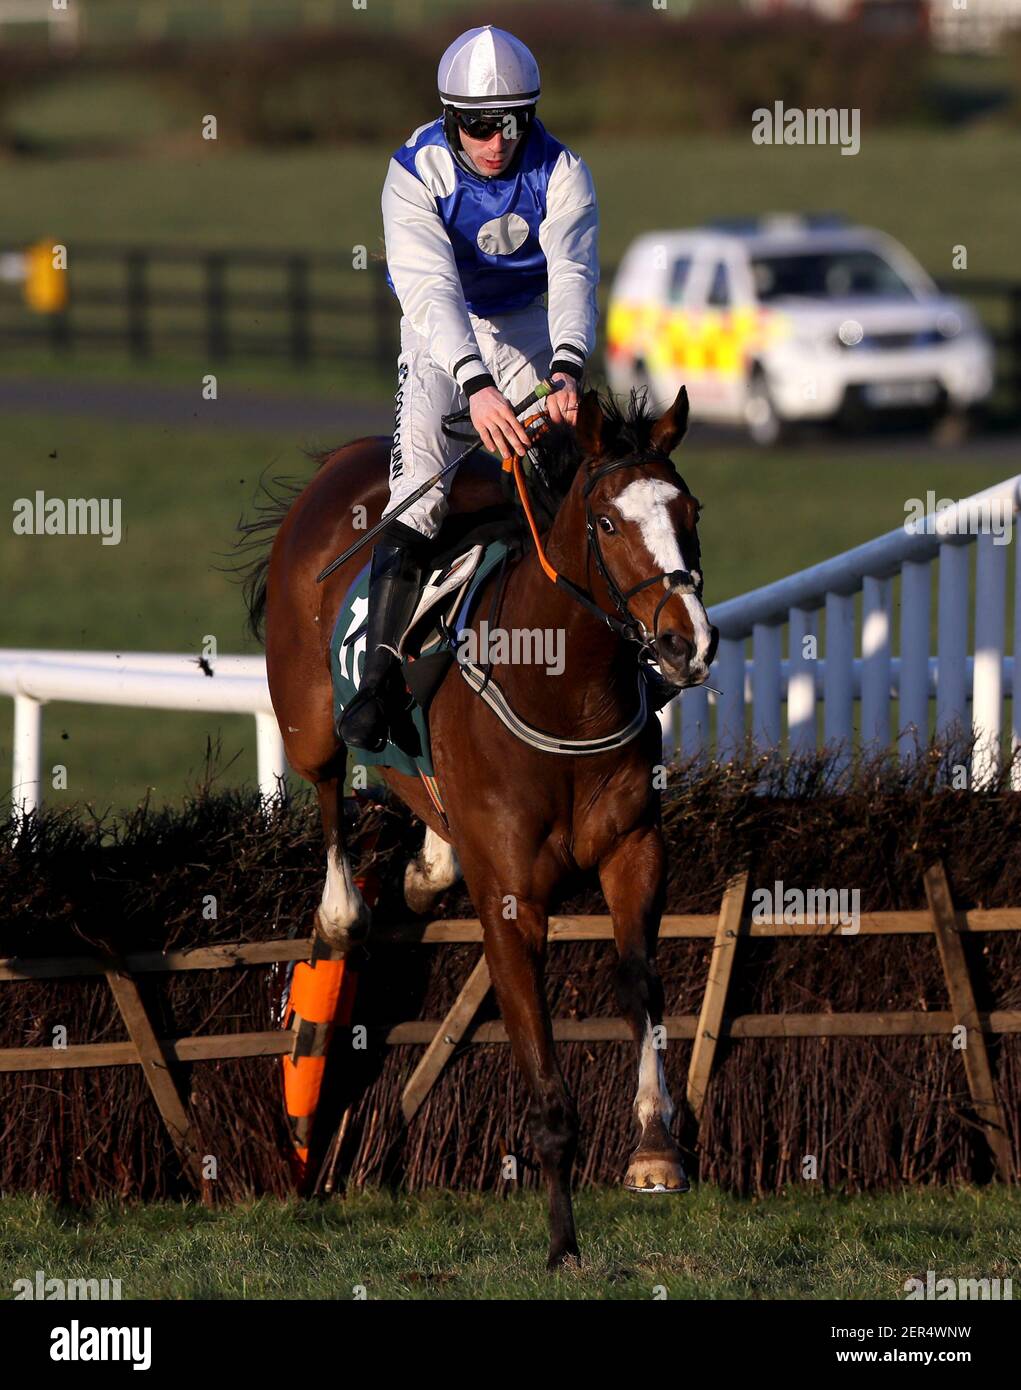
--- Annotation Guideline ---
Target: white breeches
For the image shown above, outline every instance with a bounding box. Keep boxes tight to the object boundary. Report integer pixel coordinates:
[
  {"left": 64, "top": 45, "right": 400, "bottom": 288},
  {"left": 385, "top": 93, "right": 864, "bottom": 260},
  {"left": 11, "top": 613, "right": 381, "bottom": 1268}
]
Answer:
[{"left": 382, "top": 300, "right": 553, "bottom": 540}]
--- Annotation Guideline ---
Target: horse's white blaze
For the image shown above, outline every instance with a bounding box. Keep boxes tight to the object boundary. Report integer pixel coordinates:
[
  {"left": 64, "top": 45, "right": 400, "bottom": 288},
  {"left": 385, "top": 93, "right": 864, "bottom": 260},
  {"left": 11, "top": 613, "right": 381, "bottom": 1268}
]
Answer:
[
  {"left": 680, "top": 591, "right": 713, "bottom": 663},
  {"left": 613, "top": 479, "right": 713, "bottom": 663},
  {"left": 613, "top": 479, "right": 683, "bottom": 568},
  {"left": 406, "top": 826, "right": 461, "bottom": 900},
  {"left": 319, "top": 843, "right": 365, "bottom": 936},
  {"left": 634, "top": 1016, "right": 675, "bottom": 1131}
]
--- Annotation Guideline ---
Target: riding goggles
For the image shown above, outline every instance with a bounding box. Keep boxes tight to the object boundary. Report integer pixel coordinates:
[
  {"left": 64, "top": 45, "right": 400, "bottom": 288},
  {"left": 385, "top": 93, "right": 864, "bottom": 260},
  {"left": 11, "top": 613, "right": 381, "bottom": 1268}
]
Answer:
[{"left": 451, "top": 105, "right": 534, "bottom": 141}]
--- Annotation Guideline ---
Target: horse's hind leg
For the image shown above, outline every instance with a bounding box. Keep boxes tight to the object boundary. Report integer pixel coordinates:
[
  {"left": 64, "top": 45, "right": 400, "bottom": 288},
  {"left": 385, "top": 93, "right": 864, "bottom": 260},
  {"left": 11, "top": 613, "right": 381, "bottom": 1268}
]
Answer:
[
  {"left": 314, "top": 772, "right": 371, "bottom": 952},
  {"left": 404, "top": 826, "right": 461, "bottom": 915},
  {"left": 599, "top": 827, "right": 688, "bottom": 1194}
]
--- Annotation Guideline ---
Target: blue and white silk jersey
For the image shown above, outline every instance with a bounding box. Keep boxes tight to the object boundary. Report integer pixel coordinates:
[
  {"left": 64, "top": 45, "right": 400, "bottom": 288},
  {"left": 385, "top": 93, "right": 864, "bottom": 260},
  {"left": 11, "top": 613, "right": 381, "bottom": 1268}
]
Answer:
[{"left": 382, "top": 115, "right": 599, "bottom": 394}]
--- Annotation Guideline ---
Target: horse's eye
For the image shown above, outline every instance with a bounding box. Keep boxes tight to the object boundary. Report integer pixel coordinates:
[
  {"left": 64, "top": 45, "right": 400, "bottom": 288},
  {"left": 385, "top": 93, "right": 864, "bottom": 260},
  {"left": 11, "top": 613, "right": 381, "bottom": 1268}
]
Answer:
[{"left": 598, "top": 516, "right": 616, "bottom": 535}]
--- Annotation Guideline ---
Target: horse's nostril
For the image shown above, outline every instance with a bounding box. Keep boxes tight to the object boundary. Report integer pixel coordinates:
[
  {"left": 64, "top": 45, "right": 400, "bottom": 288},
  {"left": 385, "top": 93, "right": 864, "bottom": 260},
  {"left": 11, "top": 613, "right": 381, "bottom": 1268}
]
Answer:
[
  {"left": 657, "top": 631, "right": 693, "bottom": 668},
  {"left": 707, "top": 626, "right": 720, "bottom": 666}
]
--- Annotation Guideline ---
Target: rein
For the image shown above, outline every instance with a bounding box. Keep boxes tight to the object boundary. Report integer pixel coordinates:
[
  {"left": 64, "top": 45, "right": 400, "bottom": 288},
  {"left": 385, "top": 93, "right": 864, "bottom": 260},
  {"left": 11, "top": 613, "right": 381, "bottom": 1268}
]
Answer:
[{"left": 503, "top": 424, "right": 702, "bottom": 660}]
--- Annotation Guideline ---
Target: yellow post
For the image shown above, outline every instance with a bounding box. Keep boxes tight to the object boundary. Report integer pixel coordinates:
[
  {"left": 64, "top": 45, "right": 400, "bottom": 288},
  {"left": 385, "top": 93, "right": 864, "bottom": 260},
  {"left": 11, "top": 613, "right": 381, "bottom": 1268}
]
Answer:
[{"left": 24, "top": 241, "right": 68, "bottom": 314}]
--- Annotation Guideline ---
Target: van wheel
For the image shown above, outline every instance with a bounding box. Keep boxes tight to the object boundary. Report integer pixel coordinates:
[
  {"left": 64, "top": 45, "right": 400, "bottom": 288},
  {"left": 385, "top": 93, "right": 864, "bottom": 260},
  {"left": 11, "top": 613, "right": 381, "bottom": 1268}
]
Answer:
[
  {"left": 929, "top": 408, "right": 971, "bottom": 447},
  {"left": 745, "top": 370, "right": 785, "bottom": 447}
]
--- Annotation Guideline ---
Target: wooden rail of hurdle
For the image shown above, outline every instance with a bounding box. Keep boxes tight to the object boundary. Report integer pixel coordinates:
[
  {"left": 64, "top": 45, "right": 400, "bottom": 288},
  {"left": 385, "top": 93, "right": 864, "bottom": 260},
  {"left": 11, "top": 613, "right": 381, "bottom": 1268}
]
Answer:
[{"left": 1, "top": 860, "right": 1016, "bottom": 1191}]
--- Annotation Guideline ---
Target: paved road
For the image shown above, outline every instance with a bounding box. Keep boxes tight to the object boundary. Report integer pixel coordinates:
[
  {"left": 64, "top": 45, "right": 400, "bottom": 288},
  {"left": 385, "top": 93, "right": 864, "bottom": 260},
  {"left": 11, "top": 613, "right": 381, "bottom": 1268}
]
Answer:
[
  {"left": 2, "top": 375, "right": 1019, "bottom": 459},
  {"left": 0, "top": 375, "right": 391, "bottom": 438}
]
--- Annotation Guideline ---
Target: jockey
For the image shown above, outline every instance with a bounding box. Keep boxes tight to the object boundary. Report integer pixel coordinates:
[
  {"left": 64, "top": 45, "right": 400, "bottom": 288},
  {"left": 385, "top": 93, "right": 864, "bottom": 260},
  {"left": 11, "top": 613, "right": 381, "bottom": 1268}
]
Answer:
[{"left": 338, "top": 23, "right": 600, "bottom": 753}]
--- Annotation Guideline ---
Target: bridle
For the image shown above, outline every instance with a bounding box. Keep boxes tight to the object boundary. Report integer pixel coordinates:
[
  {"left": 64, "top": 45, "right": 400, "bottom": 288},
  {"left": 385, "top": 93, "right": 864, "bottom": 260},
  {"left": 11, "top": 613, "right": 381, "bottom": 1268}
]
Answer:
[
  {"left": 559, "top": 455, "right": 705, "bottom": 659},
  {"left": 442, "top": 401, "right": 706, "bottom": 659},
  {"left": 453, "top": 419, "right": 712, "bottom": 756}
]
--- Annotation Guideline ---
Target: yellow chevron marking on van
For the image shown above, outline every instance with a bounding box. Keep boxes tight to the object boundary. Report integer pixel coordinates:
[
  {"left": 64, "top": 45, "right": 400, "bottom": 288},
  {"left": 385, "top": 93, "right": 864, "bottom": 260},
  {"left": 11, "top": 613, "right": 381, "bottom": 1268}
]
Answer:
[{"left": 607, "top": 301, "right": 785, "bottom": 377}]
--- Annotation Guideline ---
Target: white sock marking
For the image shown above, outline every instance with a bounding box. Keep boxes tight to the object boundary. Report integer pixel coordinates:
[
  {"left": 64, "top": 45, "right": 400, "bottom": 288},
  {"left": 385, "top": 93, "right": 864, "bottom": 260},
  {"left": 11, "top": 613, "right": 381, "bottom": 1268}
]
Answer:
[
  {"left": 406, "top": 827, "right": 461, "bottom": 901},
  {"left": 634, "top": 1015, "right": 676, "bottom": 1132},
  {"left": 319, "top": 844, "right": 365, "bottom": 935}
]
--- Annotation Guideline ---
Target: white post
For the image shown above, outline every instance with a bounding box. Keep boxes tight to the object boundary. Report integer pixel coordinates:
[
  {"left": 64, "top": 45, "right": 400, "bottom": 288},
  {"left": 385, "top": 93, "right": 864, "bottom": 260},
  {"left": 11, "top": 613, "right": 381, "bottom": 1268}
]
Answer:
[
  {"left": 751, "top": 623, "right": 782, "bottom": 749},
  {"left": 12, "top": 694, "right": 42, "bottom": 819},
  {"left": 680, "top": 686, "right": 708, "bottom": 761},
  {"left": 658, "top": 698, "right": 681, "bottom": 759},
  {"left": 787, "top": 607, "right": 817, "bottom": 755},
  {"left": 255, "top": 711, "right": 288, "bottom": 803},
  {"left": 936, "top": 543, "right": 970, "bottom": 742},
  {"left": 824, "top": 592, "right": 855, "bottom": 765},
  {"left": 671, "top": 698, "right": 683, "bottom": 756},
  {"left": 972, "top": 532, "right": 1006, "bottom": 786},
  {"left": 899, "top": 559, "right": 931, "bottom": 758},
  {"left": 716, "top": 638, "right": 745, "bottom": 762},
  {"left": 861, "top": 576, "right": 892, "bottom": 751}
]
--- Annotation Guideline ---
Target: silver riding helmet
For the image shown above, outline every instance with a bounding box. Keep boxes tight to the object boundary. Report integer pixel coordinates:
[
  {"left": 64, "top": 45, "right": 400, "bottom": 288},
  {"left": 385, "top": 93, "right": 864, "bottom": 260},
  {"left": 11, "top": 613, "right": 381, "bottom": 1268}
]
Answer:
[{"left": 437, "top": 24, "right": 540, "bottom": 180}]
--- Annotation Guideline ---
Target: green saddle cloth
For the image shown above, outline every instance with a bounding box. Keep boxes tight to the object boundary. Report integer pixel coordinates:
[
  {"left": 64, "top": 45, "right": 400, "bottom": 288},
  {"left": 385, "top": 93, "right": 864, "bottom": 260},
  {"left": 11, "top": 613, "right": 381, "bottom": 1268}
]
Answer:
[{"left": 330, "top": 541, "right": 509, "bottom": 779}]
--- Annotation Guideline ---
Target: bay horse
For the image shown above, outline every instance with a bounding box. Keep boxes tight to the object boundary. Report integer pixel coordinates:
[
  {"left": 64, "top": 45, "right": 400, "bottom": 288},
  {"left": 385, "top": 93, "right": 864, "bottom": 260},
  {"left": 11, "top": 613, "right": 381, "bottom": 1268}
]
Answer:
[{"left": 243, "top": 386, "right": 717, "bottom": 1268}]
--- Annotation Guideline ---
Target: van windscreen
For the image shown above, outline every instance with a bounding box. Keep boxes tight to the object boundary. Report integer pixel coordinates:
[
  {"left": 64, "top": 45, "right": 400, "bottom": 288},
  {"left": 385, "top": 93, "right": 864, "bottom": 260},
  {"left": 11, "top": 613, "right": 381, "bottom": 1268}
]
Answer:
[{"left": 751, "top": 250, "right": 915, "bottom": 302}]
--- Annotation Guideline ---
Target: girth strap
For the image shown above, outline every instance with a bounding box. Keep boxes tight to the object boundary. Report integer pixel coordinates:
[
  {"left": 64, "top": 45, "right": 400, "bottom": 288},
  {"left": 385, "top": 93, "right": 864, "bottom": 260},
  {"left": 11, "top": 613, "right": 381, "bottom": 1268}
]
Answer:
[{"left": 458, "top": 659, "right": 649, "bottom": 756}]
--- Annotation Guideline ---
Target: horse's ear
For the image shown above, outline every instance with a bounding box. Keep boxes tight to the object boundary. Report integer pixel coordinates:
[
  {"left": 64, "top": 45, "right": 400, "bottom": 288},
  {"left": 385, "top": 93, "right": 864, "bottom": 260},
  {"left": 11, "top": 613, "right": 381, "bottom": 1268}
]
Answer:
[
  {"left": 650, "top": 385, "right": 689, "bottom": 457},
  {"left": 574, "top": 389, "right": 606, "bottom": 458}
]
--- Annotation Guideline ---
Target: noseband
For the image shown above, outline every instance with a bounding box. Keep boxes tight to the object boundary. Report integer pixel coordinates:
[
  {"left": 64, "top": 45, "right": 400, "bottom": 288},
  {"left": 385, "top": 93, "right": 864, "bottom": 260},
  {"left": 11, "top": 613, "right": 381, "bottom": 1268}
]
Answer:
[{"left": 561, "top": 456, "right": 704, "bottom": 654}]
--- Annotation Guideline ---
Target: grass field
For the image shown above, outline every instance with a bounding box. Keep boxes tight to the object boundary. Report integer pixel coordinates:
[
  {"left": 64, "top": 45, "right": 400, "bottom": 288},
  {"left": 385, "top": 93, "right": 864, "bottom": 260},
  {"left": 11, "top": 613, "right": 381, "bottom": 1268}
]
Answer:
[
  {"left": 2, "top": 1186, "right": 1018, "bottom": 1301},
  {"left": 5, "top": 130, "right": 1020, "bottom": 278},
  {"left": 2, "top": 407, "right": 1011, "bottom": 810}
]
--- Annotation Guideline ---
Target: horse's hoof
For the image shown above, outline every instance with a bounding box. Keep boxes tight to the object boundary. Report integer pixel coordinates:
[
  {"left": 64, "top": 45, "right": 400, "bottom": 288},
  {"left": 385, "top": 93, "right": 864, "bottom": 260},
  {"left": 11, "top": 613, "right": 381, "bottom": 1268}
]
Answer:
[
  {"left": 403, "top": 864, "right": 437, "bottom": 917},
  {"left": 546, "top": 1244, "right": 581, "bottom": 1272},
  {"left": 314, "top": 902, "right": 371, "bottom": 956},
  {"left": 624, "top": 1152, "right": 690, "bottom": 1194},
  {"left": 404, "top": 832, "right": 462, "bottom": 916}
]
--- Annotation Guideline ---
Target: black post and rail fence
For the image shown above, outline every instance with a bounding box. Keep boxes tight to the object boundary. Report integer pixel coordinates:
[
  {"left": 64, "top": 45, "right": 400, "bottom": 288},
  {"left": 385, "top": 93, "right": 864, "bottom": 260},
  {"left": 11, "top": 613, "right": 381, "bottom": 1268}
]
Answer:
[
  {"left": 2, "top": 242, "right": 1021, "bottom": 419},
  {"left": 5, "top": 243, "right": 399, "bottom": 373}
]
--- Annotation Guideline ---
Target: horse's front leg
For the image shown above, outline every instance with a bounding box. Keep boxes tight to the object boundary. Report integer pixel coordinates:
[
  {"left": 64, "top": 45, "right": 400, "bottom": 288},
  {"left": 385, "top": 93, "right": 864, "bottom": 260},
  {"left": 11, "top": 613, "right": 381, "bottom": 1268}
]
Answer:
[
  {"left": 312, "top": 772, "right": 371, "bottom": 952},
  {"left": 477, "top": 890, "right": 580, "bottom": 1269},
  {"left": 599, "top": 826, "right": 688, "bottom": 1194}
]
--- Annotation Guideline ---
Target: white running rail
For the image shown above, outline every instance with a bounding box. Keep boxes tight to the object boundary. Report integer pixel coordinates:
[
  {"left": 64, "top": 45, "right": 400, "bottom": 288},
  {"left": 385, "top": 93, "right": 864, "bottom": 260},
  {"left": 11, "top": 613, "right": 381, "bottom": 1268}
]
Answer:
[
  {"left": 665, "top": 473, "right": 1021, "bottom": 787},
  {"left": 0, "top": 650, "right": 286, "bottom": 816},
  {"left": 3, "top": 473, "right": 1019, "bottom": 815}
]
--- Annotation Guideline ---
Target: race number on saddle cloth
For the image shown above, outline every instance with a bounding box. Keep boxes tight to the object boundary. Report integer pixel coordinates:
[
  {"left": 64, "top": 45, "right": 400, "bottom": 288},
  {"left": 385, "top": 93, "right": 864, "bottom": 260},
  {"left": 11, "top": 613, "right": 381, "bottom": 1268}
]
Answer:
[{"left": 380, "top": 28, "right": 600, "bottom": 539}]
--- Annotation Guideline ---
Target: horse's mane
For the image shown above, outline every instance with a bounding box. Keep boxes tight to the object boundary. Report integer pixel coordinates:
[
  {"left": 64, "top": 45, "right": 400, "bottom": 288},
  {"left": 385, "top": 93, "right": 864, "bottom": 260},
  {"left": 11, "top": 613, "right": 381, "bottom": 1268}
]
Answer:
[{"left": 528, "top": 387, "right": 684, "bottom": 506}]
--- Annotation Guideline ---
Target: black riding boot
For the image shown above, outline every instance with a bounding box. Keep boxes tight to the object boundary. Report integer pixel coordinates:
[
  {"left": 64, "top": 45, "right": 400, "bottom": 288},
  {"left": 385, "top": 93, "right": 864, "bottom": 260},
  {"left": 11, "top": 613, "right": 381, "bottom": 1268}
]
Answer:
[{"left": 337, "top": 522, "right": 425, "bottom": 753}]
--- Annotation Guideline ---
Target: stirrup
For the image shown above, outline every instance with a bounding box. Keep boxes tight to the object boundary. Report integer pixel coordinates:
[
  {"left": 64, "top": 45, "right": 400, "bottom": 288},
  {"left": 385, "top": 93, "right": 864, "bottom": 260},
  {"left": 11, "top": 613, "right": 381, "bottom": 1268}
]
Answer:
[{"left": 338, "top": 688, "right": 389, "bottom": 753}]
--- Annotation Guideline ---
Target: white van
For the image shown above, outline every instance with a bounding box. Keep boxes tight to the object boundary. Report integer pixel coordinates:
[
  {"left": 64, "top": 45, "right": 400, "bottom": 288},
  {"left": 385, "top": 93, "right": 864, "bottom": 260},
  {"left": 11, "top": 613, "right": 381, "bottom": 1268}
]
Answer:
[{"left": 605, "top": 216, "right": 995, "bottom": 444}]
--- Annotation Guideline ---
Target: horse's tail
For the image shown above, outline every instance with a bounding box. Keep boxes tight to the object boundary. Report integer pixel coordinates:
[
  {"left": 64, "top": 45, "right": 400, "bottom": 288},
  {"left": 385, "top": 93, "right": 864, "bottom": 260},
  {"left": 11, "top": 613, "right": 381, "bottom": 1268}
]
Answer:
[
  {"left": 224, "top": 440, "right": 381, "bottom": 645},
  {"left": 222, "top": 468, "right": 311, "bottom": 646}
]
